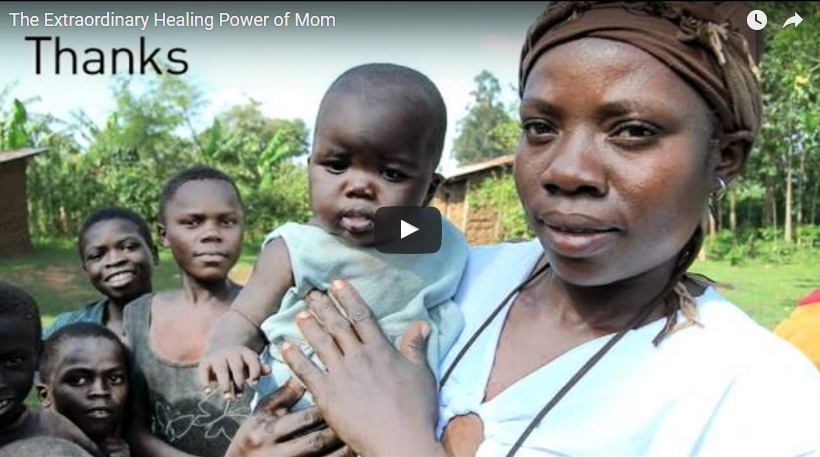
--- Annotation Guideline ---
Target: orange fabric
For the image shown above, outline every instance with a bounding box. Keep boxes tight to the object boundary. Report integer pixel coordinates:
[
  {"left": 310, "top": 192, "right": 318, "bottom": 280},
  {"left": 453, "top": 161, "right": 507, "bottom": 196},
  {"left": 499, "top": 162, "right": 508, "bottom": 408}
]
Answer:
[{"left": 774, "top": 303, "right": 820, "bottom": 371}]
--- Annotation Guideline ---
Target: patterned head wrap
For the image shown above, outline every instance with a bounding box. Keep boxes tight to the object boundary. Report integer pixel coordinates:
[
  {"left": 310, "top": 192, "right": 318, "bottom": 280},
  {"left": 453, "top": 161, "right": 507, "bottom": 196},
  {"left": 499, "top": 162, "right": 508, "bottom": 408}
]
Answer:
[{"left": 520, "top": 2, "right": 763, "bottom": 152}]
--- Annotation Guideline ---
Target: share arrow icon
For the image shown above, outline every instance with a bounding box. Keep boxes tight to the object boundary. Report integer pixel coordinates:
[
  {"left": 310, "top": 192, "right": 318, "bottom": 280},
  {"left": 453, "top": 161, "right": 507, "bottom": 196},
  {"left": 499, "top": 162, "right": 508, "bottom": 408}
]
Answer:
[{"left": 783, "top": 13, "right": 802, "bottom": 28}]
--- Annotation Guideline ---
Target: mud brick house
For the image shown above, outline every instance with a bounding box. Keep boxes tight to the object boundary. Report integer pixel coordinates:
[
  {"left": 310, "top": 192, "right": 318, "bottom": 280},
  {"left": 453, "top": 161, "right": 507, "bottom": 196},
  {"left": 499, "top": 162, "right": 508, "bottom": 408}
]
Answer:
[
  {"left": 0, "top": 147, "right": 48, "bottom": 258},
  {"left": 432, "top": 154, "right": 515, "bottom": 245}
]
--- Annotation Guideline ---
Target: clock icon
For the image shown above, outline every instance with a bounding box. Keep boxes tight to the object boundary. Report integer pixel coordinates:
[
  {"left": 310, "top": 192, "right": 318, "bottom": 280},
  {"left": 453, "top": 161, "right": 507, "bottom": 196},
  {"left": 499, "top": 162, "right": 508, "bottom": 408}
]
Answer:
[{"left": 747, "top": 10, "right": 767, "bottom": 30}]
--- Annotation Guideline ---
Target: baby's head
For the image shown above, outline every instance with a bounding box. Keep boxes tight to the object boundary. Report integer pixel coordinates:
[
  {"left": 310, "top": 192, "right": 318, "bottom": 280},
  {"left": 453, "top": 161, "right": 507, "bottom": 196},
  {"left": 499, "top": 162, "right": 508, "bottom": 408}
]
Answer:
[
  {"left": 309, "top": 63, "right": 447, "bottom": 245},
  {"left": 0, "top": 281, "right": 41, "bottom": 429},
  {"left": 78, "top": 206, "right": 158, "bottom": 306},
  {"left": 37, "top": 323, "right": 129, "bottom": 443}
]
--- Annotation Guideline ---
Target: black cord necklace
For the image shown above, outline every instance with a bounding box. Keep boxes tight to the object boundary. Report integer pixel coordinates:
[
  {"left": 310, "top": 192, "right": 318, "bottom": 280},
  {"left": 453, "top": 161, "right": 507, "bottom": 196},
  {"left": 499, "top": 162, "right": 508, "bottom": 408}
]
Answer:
[{"left": 439, "top": 257, "right": 675, "bottom": 457}]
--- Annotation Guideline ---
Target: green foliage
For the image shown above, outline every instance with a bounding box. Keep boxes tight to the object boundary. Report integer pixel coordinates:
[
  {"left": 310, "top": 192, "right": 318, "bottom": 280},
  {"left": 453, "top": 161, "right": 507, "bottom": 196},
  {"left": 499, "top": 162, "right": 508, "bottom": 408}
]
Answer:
[
  {"left": 453, "top": 71, "right": 520, "bottom": 166},
  {"left": 705, "top": 225, "right": 820, "bottom": 265},
  {"left": 199, "top": 100, "right": 310, "bottom": 243},
  {"left": 9, "top": 76, "right": 311, "bottom": 244},
  {"left": 1, "top": 99, "right": 29, "bottom": 148},
  {"left": 467, "top": 172, "right": 533, "bottom": 241}
]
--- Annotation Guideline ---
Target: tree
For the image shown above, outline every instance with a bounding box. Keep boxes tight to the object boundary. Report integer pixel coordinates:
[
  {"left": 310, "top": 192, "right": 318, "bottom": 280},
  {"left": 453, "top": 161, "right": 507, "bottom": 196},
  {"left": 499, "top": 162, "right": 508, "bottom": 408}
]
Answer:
[
  {"left": 452, "top": 71, "right": 519, "bottom": 166},
  {"left": 200, "top": 100, "right": 311, "bottom": 241},
  {"left": 747, "top": 2, "right": 820, "bottom": 243}
]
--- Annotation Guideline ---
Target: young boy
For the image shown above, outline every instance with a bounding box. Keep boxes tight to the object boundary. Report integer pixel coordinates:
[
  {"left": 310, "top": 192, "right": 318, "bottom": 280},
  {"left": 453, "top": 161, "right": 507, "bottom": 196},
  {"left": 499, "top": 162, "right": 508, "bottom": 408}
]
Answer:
[
  {"left": 37, "top": 323, "right": 130, "bottom": 457},
  {"left": 0, "top": 281, "right": 98, "bottom": 455},
  {"left": 199, "top": 63, "right": 468, "bottom": 409}
]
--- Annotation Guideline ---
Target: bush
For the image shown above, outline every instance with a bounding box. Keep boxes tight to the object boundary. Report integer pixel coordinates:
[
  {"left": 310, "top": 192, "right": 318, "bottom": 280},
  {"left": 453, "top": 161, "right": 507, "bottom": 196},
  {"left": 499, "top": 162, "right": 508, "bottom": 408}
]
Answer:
[{"left": 467, "top": 172, "right": 533, "bottom": 241}]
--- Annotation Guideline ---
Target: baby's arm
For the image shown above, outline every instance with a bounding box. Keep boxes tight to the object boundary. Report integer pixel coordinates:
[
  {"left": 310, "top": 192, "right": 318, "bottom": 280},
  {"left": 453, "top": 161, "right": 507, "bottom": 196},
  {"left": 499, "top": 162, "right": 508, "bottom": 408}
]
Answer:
[{"left": 199, "top": 237, "right": 294, "bottom": 397}]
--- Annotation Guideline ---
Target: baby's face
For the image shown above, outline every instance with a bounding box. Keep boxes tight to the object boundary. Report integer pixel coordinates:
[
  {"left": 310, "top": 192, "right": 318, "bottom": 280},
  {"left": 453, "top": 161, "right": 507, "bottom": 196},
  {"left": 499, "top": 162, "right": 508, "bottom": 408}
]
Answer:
[
  {"left": 0, "top": 316, "right": 38, "bottom": 428},
  {"left": 40, "top": 337, "right": 128, "bottom": 442},
  {"left": 309, "top": 93, "right": 438, "bottom": 246}
]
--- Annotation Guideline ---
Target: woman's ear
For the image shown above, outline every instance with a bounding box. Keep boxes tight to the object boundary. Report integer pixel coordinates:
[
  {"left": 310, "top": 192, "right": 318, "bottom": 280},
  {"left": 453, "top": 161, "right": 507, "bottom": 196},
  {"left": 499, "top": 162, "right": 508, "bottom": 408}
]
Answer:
[
  {"left": 712, "top": 131, "right": 750, "bottom": 189},
  {"left": 423, "top": 173, "right": 444, "bottom": 206},
  {"left": 36, "top": 383, "right": 53, "bottom": 409}
]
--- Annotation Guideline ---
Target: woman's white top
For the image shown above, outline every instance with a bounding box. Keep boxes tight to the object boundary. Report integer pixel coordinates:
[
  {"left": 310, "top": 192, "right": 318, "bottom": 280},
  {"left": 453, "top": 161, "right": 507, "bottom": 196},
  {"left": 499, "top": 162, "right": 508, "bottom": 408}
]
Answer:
[{"left": 438, "top": 240, "right": 820, "bottom": 456}]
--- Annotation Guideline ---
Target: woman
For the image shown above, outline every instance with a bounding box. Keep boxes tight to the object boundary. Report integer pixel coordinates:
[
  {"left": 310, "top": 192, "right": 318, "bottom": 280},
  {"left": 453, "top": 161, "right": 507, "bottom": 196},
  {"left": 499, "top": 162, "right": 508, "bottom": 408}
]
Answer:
[{"left": 231, "top": 2, "right": 820, "bottom": 456}]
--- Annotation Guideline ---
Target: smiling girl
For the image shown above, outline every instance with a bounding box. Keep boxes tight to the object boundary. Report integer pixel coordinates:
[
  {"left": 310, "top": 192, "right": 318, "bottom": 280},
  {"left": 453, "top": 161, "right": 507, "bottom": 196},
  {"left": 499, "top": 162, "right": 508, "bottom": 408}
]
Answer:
[{"left": 44, "top": 207, "right": 158, "bottom": 340}]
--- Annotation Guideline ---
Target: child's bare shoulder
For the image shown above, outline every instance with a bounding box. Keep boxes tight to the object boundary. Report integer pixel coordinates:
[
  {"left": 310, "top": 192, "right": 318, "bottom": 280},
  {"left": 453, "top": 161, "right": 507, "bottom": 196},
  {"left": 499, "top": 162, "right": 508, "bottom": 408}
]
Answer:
[
  {"left": 27, "top": 410, "right": 99, "bottom": 455},
  {"left": 255, "top": 236, "right": 292, "bottom": 278}
]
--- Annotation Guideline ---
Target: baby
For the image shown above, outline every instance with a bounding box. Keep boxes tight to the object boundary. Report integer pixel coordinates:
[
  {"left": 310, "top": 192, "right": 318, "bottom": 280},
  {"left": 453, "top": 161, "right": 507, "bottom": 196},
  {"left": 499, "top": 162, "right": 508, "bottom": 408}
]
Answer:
[
  {"left": 37, "top": 323, "right": 130, "bottom": 457},
  {"left": 0, "top": 281, "right": 98, "bottom": 455},
  {"left": 200, "top": 63, "right": 468, "bottom": 409}
]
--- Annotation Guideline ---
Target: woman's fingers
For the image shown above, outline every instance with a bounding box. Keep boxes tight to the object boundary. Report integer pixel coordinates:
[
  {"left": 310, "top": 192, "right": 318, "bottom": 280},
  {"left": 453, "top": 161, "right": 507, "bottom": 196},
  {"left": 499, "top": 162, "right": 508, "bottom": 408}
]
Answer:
[
  {"left": 295, "top": 309, "right": 343, "bottom": 369},
  {"left": 275, "top": 427, "right": 345, "bottom": 457},
  {"left": 304, "top": 290, "right": 361, "bottom": 356},
  {"left": 398, "top": 320, "right": 432, "bottom": 367},
  {"left": 281, "top": 341, "right": 326, "bottom": 396},
  {"left": 253, "top": 377, "right": 306, "bottom": 417},
  {"left": 328, "top": 278, "right": 389, "bottom": 345},
  {"left": 270, "top": 406, "right": 325, "bottom": 442},
  {"left": 325, "top": 445, "right": 356, "bottom": 457}
]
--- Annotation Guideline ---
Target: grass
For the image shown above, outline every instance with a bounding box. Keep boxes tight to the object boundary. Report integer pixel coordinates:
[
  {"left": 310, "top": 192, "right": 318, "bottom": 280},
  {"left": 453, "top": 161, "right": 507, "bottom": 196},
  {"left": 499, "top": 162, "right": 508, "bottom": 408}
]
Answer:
[
  {"left": 0, "top": 240, "right": 256, "bottom": 327},
  {"left": 3, "top": 240, "right": 817, "bottom": 408},
  {"left": 1, "top": 240, "right": 815, "bottom": 331},
  {"left": 689, "top": 259, "right": 819, "bottom": 329}
]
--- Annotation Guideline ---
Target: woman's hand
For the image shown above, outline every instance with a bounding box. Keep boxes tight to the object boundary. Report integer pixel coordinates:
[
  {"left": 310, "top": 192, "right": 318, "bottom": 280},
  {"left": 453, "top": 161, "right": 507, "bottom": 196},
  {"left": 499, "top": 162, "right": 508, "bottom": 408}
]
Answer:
[
  {"left": 225, "top": 378, "right": 351, "bottom": 457},
  {"left": 281, "top": 278, "right": 446, "bottom": 457}
]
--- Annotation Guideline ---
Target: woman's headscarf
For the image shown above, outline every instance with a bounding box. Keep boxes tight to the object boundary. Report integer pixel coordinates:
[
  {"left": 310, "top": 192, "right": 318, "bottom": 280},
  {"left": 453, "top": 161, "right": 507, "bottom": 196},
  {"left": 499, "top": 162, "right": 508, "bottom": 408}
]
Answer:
[{"left": 520, "top": 1, "right": 763, "bottom": 152}]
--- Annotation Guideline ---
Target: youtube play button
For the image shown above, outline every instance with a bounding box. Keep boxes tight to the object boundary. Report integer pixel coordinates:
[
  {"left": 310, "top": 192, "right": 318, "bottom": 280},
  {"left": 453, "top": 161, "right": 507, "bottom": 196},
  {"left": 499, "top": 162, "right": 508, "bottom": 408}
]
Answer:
[{"left": 375, "top": 206, "right": 442, "bottom": 254}]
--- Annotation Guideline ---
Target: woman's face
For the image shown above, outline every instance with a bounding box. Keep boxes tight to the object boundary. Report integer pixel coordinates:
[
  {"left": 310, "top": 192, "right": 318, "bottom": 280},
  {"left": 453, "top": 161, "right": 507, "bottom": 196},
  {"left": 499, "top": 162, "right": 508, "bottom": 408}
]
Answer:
[{"left": 515, "top": 38, "right": 719, "bottom": 286}]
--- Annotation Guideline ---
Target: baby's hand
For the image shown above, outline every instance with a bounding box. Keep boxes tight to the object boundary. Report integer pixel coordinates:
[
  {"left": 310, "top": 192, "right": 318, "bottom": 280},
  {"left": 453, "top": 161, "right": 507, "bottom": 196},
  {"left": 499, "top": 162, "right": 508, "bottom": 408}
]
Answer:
[
  {"left": 198, "top": 345, "right": 271, "bottom": 400},
  {"left": 101, "top": 438, "right": 130, "bottom": 457}
]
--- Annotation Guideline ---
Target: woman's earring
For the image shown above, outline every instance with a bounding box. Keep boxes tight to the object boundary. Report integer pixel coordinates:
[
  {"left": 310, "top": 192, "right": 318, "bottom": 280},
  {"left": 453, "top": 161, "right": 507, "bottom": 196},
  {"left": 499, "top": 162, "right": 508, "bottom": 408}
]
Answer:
[{"left": 712, "top": 177, "right": 728, "bottom": 200}]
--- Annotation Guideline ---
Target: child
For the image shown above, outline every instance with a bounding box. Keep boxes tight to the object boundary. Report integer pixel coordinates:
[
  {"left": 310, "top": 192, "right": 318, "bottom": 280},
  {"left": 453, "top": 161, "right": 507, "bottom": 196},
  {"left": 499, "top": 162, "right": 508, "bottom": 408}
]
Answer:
[
  {"left": 0, "top": 281, "right": 98, "bottom": 455},
  {"left": 0, "top": 436, "right": 93, "bottom": 457},
  {"left": 45, "top": 207, "right": 158, "bottom": 339},
  {"left": 122, "top": 166, "right": 252, "bottom": 457},
  {"left": 199, "top": 63, "right": 468, "bottom": 409},
  {"left": 37, "top": 323, "right": 130, "bottom": 457}
]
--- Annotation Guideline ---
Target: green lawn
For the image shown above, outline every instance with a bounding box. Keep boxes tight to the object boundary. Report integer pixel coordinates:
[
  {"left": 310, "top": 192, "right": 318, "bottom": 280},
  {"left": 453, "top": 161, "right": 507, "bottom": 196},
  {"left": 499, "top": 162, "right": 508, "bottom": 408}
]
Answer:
[
  {"left": 689, "top": 259, "right": 818, "bottom": 329},
  {"left": 1, "top": 240, "right": 815, "bottom": 330},
  {"left": 3, "top": 241, "right": 817, "bottom": 409},
  {"left": 0, "top": 240, "right": 256, "bottom": 326}
]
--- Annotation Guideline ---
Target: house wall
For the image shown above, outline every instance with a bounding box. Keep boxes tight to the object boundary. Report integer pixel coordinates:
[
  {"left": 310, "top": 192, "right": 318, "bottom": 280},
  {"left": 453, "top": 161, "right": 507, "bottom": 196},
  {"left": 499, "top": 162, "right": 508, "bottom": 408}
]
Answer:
[
  {"left": 433, "top": 166, "right": 513, "bottom": 245},
  {"left": 0, "top": 160, "right": 33, "bottom": 257}
]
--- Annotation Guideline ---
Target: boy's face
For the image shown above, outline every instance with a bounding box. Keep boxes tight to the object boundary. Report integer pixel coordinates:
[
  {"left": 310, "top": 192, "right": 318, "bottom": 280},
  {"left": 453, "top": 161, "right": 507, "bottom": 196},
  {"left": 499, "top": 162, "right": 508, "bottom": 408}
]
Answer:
[
  {"left": 160, "top": 180, "right": 244, "bottom": 282},
  {"left": 309, "top": 92, "right": 440, "bottom": 246},
  {"left": 37, "top": 337, "right": 128, "bottom": 442},
  {"left": 0, "top": 316, "right": 38, "bottom": 429},
  {"left": 81, "top": 219, "right": 156, "bottom": 306}
]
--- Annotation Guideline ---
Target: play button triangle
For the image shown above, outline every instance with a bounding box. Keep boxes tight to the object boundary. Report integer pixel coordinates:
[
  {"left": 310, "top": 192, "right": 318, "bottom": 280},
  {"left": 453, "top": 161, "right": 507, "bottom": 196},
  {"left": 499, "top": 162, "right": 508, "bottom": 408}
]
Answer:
[{"left": 400, "top": 220, "right": 419, "bottom": 239}]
